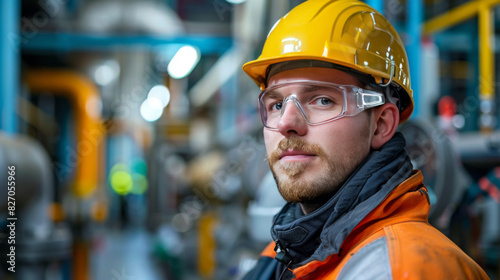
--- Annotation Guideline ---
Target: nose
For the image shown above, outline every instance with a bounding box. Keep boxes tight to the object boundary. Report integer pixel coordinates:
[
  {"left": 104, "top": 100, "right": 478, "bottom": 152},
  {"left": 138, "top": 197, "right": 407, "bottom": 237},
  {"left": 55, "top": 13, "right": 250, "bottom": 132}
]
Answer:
[{"left": 276, "top": 99, "right": 308, "bottom": 136}]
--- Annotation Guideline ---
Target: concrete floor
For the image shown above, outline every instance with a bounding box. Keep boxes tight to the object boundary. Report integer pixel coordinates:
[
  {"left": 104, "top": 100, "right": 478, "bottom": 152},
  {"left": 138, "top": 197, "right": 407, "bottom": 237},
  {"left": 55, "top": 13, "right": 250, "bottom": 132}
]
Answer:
[{"left": 91, "top": 226, "right": 165, "bottom": 280}]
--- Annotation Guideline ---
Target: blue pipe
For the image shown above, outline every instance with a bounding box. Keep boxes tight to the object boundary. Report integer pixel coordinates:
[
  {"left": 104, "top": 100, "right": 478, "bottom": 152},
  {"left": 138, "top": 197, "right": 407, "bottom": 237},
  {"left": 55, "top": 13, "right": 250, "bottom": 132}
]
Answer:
[
  {"left": 366, "top": 0, "right": 384, "bottom": 14},
  {"left": 407, "top": 0, "right": 422, "bottom": 119},
  {"left": 0, "top": 0, "right": 20, "bottom": 134}
]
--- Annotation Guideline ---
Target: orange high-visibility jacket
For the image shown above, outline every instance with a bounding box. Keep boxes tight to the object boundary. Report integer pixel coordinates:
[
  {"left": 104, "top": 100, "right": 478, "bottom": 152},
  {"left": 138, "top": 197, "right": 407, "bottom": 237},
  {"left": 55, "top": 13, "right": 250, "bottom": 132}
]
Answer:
[{"left": 252, "top": 171, "right": 489, "bottom": 279}]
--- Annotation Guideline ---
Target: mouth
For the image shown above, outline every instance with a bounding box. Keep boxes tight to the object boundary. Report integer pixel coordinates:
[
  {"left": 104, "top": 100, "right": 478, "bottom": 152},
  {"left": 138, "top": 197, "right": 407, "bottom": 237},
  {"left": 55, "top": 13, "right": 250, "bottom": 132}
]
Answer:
[
  {"left": 279, "top": 150, "right": 317, "bottom": 161},
  {"left": 269, "top": 137, "right": 324, "bottom": 166}
]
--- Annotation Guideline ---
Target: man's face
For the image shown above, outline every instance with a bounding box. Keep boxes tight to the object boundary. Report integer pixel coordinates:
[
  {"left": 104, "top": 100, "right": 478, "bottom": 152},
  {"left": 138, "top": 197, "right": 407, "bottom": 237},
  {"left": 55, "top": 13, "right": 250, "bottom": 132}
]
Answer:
[{"left": 264, "top": 67, "right": 374, "bottom": 208}]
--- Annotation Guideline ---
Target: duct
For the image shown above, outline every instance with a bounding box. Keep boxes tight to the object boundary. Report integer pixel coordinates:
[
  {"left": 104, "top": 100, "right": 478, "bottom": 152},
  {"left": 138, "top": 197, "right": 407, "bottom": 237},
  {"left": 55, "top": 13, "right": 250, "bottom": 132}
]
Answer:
[{"left": 76, "top": 0, "right": 184, "bottom": 35}]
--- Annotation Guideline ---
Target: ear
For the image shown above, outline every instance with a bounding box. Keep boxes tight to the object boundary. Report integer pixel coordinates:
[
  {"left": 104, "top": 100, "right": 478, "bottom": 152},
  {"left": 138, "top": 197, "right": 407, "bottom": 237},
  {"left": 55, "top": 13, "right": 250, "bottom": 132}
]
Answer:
[{"left": 370, "top": 103, "right": 399, "bottom": 150}]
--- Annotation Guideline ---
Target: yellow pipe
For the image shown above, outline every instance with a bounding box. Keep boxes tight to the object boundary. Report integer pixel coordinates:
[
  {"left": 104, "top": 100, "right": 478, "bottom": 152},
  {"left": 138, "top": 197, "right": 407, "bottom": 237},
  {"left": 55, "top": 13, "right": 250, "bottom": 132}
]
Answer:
[
  {"left": 424, "top": 0, "right": 481, "bottom": 35},
  {"left": 73, "top": 239, "right": 90, "bottom": 280},
  {"left": 198, "top": 212, "right": 217, "bottom": 279},
  {"left": 423, "top": 0, "right": 500, "bottom": 35},
  {"left": 25, "top": 70, "right": 105, "bottom": 198},
  {"left": 479, "top": 4, "right": 494, "bottom": 101}
]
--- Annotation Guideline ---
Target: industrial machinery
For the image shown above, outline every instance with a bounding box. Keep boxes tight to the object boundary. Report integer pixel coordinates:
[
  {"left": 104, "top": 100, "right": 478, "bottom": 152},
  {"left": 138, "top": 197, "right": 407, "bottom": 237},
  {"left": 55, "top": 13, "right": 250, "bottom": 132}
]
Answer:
[
  {"left": 0, "top": 133, "right": 72, "bottom": 280},
  {"left": 399, "top": 119, "right": 470, "bottom": 228}
]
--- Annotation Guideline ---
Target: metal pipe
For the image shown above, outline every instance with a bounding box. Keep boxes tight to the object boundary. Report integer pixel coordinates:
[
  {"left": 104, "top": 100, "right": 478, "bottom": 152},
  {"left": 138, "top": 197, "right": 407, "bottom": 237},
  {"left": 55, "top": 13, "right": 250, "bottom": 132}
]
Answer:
[
  {"left": 407, "top": 0, "right": 422, "bottom": 118},
  {"left": 0, "top": 134, "right": 51, "bottom": 228},
  {"left": 26, "top": 70, "right": 105, "bottom": 280},
  {"left": 0, "top": 133, "right": 72, "bottom": 279},
  {"left": 0, "top": 0, "right": 20, "bottom": 134},
  {"left": 25, "top": 70, "right": 105, "bottom": 198},
  {"left": 366, "top": 0, "right": 383, "bottom": 14}
]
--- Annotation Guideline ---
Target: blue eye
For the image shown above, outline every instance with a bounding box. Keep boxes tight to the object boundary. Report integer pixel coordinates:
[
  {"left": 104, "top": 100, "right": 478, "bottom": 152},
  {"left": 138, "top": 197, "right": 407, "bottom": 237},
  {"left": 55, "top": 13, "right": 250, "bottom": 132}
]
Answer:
[
  {"left": 312, "top": 97, "right": 334, "bottom": 106},
  {"left": 319, "top": 98, "right": 332, "bottom": 105},
  {"left": 271, "top": 102, "right": 283, "bottom": 111}
]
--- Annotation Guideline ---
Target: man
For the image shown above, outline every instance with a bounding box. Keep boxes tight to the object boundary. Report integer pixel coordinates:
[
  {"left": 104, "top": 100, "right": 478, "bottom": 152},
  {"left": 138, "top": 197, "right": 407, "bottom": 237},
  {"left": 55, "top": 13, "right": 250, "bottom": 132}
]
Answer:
[{"left": 241, "top": 0, "right": 489, "bottom": 279}]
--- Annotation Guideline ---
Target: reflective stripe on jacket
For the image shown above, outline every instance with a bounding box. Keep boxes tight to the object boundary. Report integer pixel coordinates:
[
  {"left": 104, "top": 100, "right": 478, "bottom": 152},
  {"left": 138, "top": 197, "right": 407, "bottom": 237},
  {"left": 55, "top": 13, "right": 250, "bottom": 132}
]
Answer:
[{"left": 249, "top": 171, "right": 489, "bottom": 279}]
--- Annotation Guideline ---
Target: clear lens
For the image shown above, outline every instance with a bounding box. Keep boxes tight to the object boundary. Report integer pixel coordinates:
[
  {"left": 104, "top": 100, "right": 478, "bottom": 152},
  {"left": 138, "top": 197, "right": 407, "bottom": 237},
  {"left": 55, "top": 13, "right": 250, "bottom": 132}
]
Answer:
[{"left": 258, "top": 81, "right": 384, "bottom": 129}]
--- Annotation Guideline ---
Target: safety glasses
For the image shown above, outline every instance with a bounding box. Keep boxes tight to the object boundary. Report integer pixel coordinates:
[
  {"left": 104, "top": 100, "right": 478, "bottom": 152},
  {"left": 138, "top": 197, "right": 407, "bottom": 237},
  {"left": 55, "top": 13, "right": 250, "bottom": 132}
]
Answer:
[{"left": 258, "top": 80, "right": 385, "bottom": 130}]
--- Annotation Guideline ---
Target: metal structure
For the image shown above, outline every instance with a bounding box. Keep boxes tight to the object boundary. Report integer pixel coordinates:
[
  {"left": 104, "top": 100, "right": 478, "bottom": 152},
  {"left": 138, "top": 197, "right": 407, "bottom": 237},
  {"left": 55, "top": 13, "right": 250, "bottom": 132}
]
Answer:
[{"left": 423, "top": 0, "right": 500, "bottom": 132}]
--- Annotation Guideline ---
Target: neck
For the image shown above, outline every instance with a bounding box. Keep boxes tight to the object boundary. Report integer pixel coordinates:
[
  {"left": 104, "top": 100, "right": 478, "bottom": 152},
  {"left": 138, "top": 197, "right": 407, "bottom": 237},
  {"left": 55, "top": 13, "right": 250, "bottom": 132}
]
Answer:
[
  {"left": 300, "top": 201, "right": 325, "bottom": 215},
  {"left": 299, "top": 188, "right": 340, "bottom": 214}
]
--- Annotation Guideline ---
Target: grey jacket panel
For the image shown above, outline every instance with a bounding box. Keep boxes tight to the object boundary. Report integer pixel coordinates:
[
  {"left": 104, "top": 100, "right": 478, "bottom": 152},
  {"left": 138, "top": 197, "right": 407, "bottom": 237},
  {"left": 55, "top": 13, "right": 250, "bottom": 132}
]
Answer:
[{"left": 337, "top": 237, "right": 392, "bottom": 280}]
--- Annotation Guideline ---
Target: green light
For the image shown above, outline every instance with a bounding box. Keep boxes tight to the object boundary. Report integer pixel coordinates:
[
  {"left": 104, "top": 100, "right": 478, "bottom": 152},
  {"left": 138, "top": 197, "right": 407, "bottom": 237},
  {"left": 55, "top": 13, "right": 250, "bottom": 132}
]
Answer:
[
  {"left": 131, "top": 158, "right": 148, "bottom": 176},
  {"left": 110, "top": 170, "right": 133, "bottom": 195},
  {"left": 130, "top": 174, "right": 148, "bottom": 195},
  {"left": 110, "top": 163, "right": 128, "bottom": 174}
]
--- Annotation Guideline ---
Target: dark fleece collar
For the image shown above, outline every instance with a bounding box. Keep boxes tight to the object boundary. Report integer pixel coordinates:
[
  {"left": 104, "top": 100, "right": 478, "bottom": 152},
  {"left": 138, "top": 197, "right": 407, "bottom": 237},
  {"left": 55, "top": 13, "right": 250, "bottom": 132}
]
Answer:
[{"left": 270, "top": 132, "right": 413, "bottom": 268}]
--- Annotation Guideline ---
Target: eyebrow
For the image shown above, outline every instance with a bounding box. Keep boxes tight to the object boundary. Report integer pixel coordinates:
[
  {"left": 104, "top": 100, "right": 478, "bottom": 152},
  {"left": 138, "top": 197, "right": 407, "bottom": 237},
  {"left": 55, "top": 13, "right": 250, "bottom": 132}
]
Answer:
[
  {"left": 301, "top": 85, "right": 323, "bottom": 93},
  {"left": 265, "top": 85, "right": 324, "bottom": 99},
  {"left": 264, "top": 90, "right": 284, "bottom": 99}
]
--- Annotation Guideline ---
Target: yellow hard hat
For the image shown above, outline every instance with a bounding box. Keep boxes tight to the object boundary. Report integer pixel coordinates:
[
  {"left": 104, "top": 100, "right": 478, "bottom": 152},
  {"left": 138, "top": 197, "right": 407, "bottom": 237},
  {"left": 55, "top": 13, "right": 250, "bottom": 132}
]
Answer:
[{"left": 243, "top": 0, "right": 414, "bottom": 123}]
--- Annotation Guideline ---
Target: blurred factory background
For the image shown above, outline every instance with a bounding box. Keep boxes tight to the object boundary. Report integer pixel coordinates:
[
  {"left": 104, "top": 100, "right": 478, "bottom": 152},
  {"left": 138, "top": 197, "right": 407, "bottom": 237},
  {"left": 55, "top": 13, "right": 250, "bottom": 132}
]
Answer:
[{"left": 1, "top": 0, "right": 500, "bottom": 279}]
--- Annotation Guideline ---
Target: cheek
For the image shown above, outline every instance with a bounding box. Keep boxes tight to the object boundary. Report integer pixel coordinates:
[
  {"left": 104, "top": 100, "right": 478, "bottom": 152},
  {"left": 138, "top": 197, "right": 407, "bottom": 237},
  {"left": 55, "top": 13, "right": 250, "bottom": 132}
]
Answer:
[
  {"left": 319, "top": 119, "right": 372, "bottom": 154},
  {"left": 263, "top": 129, "right": 277, "bottom": 154}
]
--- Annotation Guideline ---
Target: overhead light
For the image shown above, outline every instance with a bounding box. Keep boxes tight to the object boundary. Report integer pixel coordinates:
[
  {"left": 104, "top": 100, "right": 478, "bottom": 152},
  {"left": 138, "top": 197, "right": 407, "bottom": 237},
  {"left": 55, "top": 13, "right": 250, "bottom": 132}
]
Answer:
[
  {"left": 140, "top": 97, "right": 164, "bottom": 122},
  {"left": 168, "top": 45, "right": 200, "bottom": 79},
  {"left": 93, "top": 59, "right": 120, "bottom": 86},
  {"left": 147, "top": 85, "right": 171, "bottom": 108}
]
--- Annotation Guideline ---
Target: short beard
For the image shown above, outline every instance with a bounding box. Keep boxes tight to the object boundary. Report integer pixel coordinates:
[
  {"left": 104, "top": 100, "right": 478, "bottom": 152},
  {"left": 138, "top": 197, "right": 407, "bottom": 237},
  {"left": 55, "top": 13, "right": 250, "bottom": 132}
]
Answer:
[{"left": 267, "top": 137, "right": 356, "bottom": 206}]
